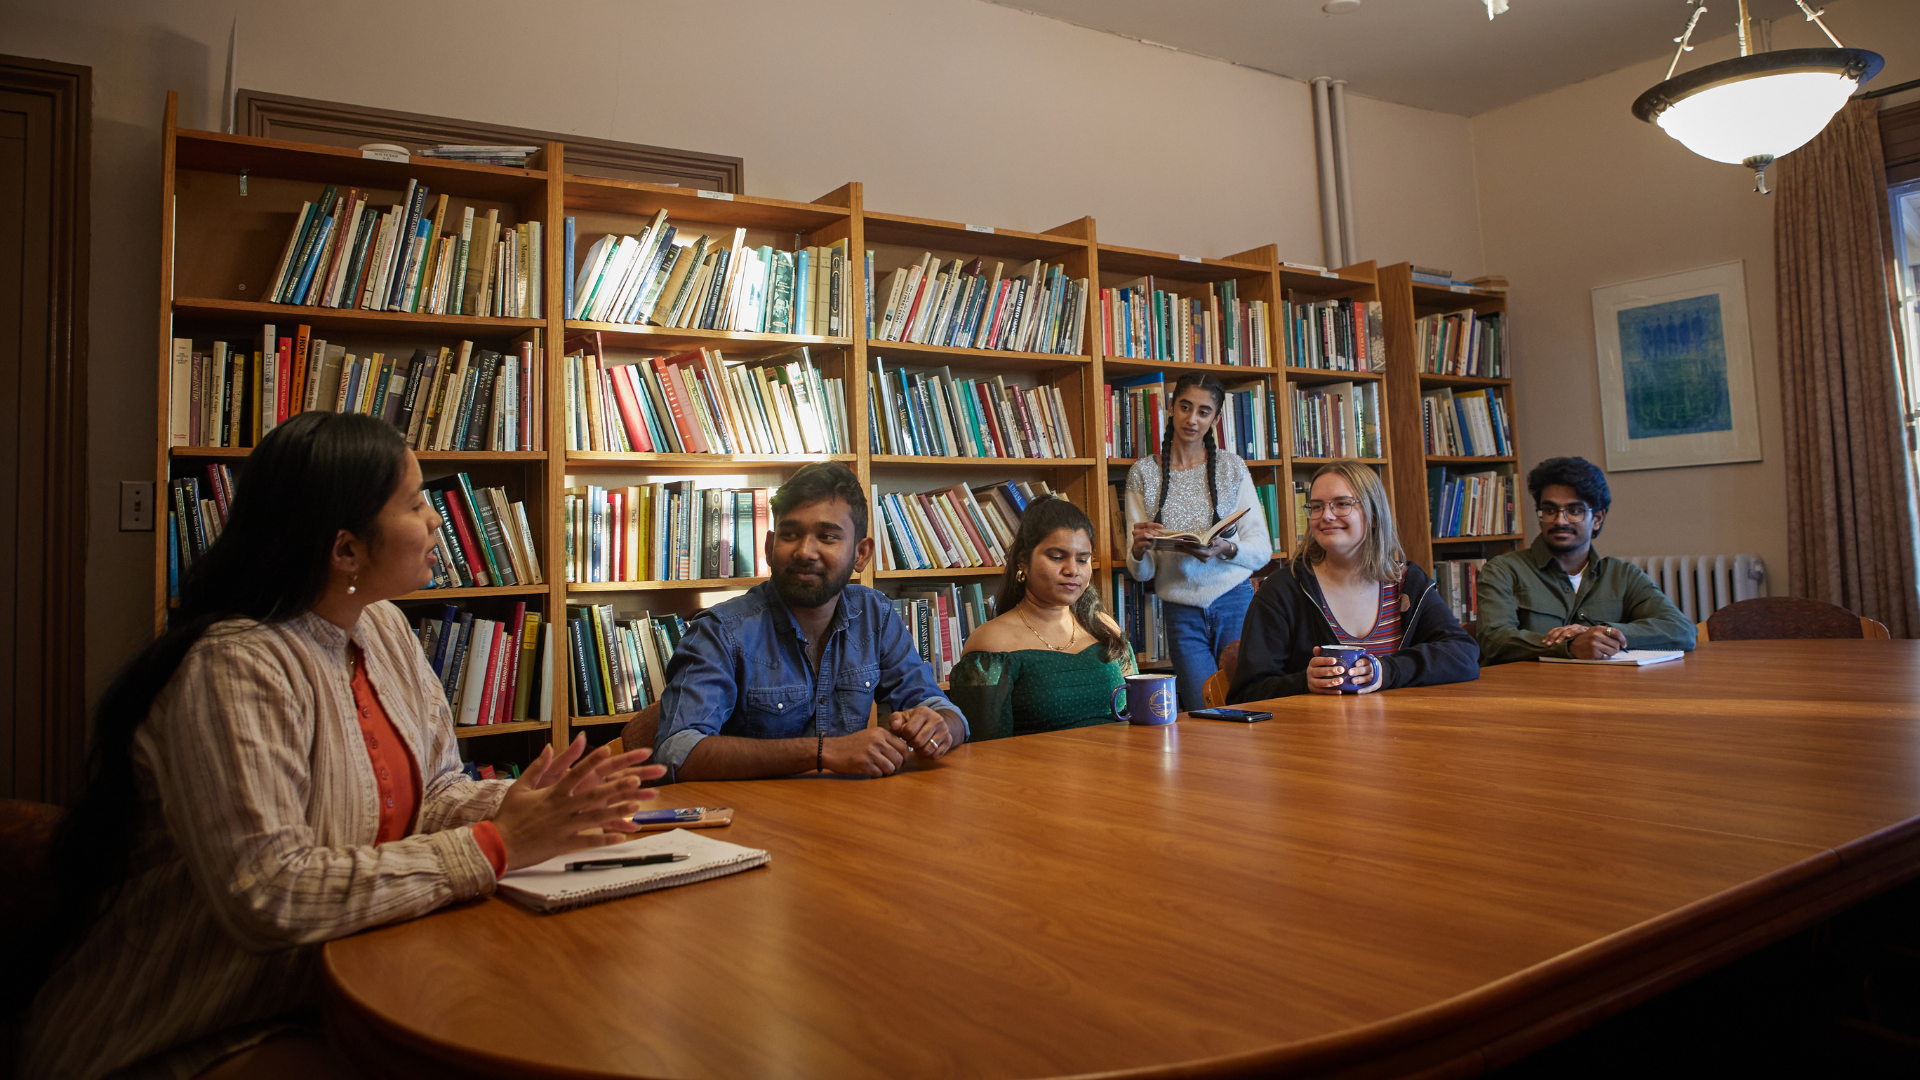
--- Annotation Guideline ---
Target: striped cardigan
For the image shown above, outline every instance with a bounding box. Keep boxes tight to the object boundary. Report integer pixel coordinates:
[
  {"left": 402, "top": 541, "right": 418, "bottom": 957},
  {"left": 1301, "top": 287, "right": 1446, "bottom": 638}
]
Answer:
[{"left": 21, "top": 602, "right": 509, "bottom": 1080}]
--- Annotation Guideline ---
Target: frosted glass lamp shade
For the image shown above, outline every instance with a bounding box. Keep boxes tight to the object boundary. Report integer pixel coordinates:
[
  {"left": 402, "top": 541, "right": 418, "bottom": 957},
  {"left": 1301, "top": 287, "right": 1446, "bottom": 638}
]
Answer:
[{"left": 1633, "top": 48, "right": 1882, "bottom": 167}]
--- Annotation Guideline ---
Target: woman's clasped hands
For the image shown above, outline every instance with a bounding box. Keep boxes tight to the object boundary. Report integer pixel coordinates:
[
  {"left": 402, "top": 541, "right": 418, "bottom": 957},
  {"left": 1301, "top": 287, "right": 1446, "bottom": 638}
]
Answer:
[{"left": 490, "top": 735, "right": 666, "bottom": 871}]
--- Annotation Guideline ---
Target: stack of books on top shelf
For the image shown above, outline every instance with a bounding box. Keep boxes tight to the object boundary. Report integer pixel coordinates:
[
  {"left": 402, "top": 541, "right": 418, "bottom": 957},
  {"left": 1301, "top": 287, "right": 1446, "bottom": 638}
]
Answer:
[
  {"left": 418, "top": 144, "right": 538, "bottom": 166},
  {"left": 268, "top": 183, "right": 539, "bottom": 317},
  {"left": 165, "top": 464, "right": 237, "bottom": 600},
  {"left": 891, "top": 583, "right": 995, "bottom": 682},
  {"left": 873, "top": 481, "right": 1038, "bottom": 573},
  {"left": 1288, "top": 380, "right": 1384, "bottom": 459},
  {"left": 1284, "top": 295, "right": 1384, "bottom": 371},
  {"left": 867, "top": 357, "right": 1078, "bottom": 459},
  {"left": 564, "top": 483, "right": 770, "bottom": 584},
  {"left": 1111, "top": 571, "right": 1167, "bottom": 665},
  {"left": 424, "top": 474, "right": 544, "bottom": 591},
  {"left": 567, "top": 605, "right": 690, "bottom": 717},
  {"left": 1415, "top": 310, "right": 1508, "bottom": 377},
  {"left": 1421, "top": 387, "right": 1512, "bottom": 457},
  {"left": 567, "top": 215, "right": 852, "bottom": 337},
  {"left": 168, "top": 329, "right": 544, "bottom": 452},
  {"left": 1427, "top": 467, "right": 1518, "bottom": 538},
  {"left": 567, "top": 345, "right": 849, "bottom": 455},
  {"left": 1102, "top": 277, "right": 1268, "bottom": 366},
  {"left": 1432, "top": 558, "right": 1489, "bottom": 623},
  {"left": 416, "top": 603, "right": 551, "bottom": 726},
  {"left": 872, "top": 255, "right": 1087, "bottom": 356}
]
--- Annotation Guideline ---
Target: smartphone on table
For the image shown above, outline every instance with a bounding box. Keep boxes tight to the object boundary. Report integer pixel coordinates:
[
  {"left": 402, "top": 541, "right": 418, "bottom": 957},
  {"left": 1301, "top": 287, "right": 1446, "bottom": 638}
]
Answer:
[{"left": 1188, "top": 707, "right": 1273, "bottom": 723}]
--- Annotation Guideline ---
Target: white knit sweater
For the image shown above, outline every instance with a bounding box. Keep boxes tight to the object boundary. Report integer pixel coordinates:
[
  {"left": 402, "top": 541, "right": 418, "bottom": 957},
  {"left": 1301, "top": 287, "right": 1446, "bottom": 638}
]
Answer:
[{"left": 1123, "top": 452, "right": 1271, "bottom": 609}]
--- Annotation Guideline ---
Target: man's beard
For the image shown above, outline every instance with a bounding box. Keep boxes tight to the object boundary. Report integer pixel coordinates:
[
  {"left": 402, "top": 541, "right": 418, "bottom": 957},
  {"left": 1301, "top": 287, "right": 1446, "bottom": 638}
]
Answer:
[{"left": 773, "top": 559, "right": 855, "bottom": 610}]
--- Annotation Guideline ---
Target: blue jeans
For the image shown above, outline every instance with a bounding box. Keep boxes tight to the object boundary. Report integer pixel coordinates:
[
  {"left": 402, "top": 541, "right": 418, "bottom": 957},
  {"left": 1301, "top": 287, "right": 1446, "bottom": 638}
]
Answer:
[{"left": 1162, "top": 581, "right": 1256, "bottom": 711}]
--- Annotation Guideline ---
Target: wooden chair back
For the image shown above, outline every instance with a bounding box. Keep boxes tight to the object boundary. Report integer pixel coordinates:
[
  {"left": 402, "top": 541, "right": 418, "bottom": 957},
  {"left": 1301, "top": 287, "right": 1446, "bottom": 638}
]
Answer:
[
  {"left": 1201, "top": 640, "right": 1242, "bottom": 708},
  {"left": 605, "top": 702, "right": 663, "bottom": 775},
  {"left": 1698, "top": 597, "right": 1891, "bottom": 642}
]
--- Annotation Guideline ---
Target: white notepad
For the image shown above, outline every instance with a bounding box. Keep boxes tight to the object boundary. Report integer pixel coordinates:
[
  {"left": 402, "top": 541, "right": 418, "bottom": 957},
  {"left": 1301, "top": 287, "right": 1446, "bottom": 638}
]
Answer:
[
  {"left": 1540, "top": 650, "right": 1684, "bottom": 667},
  {"left": 496, "top": 829, "right": 769, "bottom": 913}
]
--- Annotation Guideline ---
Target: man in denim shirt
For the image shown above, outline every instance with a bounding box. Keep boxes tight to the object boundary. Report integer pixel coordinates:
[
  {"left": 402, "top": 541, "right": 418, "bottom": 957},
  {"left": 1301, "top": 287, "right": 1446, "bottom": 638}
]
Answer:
[{"left": 651, "top": 463, "right": 966, "bottom": 782}]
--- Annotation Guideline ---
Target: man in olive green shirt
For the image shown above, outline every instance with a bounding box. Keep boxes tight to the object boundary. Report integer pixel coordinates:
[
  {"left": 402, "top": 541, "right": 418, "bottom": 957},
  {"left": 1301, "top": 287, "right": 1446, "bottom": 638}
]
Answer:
[{"left": 1475, "top": 456, "right": 1697, "bottom": 664}]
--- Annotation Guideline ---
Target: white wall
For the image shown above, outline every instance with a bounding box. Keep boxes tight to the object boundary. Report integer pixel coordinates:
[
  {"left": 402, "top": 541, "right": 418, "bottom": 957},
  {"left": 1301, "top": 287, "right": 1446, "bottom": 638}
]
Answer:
[
  {"left": 0, "top": 0, "right": 1490, "bottom": 705},
  {"left": 1471, "top": 0, "right": 1920, "bottom": 586}
]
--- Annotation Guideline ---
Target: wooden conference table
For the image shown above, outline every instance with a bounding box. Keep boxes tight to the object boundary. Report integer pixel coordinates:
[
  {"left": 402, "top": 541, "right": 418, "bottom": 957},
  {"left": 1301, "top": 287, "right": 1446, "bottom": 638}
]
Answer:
[{"left": 324, "top": 640, "right": 1920, "bottom": 1079}]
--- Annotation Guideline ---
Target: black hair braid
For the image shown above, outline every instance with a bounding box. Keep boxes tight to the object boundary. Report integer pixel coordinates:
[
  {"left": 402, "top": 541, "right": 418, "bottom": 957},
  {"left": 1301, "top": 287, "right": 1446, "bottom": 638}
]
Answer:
[
  {"left": 1153, "top": 419, "right": 1176, "bottom": 524},
  {"left": 1204, "top": 430, "right": 1221, "bottom": 525}
]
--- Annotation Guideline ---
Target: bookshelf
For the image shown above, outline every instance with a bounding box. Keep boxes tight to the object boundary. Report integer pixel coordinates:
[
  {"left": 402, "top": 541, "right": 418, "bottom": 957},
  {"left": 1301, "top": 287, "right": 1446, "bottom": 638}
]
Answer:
[
  {"left": 1378, "top": 262, "right": 1519, "bottom": 576},
  {"left": 156, "top": 96, "right": 1530, "bottom": 761}
]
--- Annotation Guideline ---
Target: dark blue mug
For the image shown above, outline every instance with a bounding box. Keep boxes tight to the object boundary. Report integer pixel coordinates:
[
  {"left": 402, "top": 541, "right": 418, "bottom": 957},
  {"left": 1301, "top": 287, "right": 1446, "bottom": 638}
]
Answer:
[
  {"left": 1331, "top": 647, "right": 1368, "bottom": 692},
  {"left": 1112, "top": 674, "right": 1177, "bottom": 725}
]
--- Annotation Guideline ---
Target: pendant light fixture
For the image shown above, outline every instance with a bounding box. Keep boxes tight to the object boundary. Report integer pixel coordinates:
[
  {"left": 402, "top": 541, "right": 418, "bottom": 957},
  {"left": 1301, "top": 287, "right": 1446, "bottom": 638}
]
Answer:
[{"left": 1632, "top": 0, "right": 1881, "bottom": 193}]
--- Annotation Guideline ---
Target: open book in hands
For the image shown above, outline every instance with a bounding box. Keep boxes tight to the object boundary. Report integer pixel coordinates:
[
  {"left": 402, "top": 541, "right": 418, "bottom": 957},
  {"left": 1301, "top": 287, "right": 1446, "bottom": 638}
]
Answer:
[{"left": 1148, "top": 506, "right": 1252, "bottom": 550}]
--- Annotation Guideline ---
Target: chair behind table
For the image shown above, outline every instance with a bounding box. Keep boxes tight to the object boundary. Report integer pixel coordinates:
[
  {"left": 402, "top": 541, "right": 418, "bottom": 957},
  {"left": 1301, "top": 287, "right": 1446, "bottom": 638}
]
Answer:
[
  {"left": 1201, "top": 640, "right": 1242, "bottom": 709},
  {"left": 1698, "top": 597, "right": 1890, "bottom": 642}
]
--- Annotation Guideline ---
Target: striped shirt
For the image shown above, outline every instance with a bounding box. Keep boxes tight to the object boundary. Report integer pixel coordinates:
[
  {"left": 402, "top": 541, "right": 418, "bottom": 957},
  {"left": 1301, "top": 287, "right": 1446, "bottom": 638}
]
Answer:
[
  {"left": 1317, "top": 578, "right": 1403, "bottom": 658},
  {"left": 22, "top": 602, "right": 510, "bottom": 1080}
]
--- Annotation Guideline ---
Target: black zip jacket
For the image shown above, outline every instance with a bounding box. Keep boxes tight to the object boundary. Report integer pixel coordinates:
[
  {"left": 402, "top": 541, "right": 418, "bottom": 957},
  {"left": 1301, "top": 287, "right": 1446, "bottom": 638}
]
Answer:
[{"left": 1227, "top": 559, "right": 1481, "bottom": 702}]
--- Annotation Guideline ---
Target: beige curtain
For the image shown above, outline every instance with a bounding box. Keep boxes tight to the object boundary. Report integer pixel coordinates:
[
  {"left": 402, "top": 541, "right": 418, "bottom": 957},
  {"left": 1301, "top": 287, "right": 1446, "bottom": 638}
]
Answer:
[{"left": 1776, "top": 99, "right": 1920, "bottom": 637}]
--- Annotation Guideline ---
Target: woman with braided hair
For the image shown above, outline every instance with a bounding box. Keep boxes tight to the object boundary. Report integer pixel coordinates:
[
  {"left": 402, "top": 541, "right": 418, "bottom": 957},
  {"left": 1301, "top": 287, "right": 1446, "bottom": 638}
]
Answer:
[{"left": 1123, "top": 373, "right": 1271, "bottom": 710}]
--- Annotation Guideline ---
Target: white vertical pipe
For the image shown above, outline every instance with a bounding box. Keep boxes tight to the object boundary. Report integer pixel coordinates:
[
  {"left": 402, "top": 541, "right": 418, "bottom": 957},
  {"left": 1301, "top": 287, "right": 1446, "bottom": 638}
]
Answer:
[
  {"left": 1330, "top": 79, "right": 1358, "bottom": 269},
  {"left": 1310, "top": 77, "right": 1342, "bottom": 268}
]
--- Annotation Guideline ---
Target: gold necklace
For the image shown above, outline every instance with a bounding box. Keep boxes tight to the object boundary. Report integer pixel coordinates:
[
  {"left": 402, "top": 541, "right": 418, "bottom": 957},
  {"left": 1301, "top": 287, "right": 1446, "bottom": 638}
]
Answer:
[{"left": 1017, "top": 605, "right": 1077, "bottom": 652}]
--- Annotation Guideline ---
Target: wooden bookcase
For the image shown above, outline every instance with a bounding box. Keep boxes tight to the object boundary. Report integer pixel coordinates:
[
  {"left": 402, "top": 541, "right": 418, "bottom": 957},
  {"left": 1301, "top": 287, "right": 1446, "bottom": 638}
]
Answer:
[
  {"left": 1378, "top": 262, "right": 1519, "bottom": 574},
  {"left": 155, "top": 95, "right": 1517, "bottom": 760}
]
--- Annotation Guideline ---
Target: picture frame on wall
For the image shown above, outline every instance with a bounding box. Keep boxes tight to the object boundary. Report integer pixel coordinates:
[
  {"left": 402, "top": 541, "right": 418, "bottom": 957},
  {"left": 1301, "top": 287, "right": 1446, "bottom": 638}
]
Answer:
[{"left": 1590, "top": 260, "right": 1761, "bottom": 472}]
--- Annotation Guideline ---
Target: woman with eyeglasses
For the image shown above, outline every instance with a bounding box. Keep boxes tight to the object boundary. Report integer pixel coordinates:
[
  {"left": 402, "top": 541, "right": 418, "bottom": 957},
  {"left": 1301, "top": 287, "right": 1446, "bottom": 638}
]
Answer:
[
  {"left": 1123, "top": 373, "right": 1273, "bottom": 711},
  {"left": 1227, "top": 460, "right": 1479, "bottom": 700}
]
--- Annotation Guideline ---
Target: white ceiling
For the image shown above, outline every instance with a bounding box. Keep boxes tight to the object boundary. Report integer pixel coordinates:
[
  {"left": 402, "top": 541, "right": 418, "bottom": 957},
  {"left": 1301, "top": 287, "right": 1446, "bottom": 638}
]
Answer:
[{"left": 988, "top": 0, "right": 1811, "bottom": 116}]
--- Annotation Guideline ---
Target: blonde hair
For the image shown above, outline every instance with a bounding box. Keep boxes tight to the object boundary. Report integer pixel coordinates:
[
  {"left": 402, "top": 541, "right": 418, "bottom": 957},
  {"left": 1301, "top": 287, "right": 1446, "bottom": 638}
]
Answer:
[{"left": 1299, "top": 461, "right": 1403, "bottom": 583}]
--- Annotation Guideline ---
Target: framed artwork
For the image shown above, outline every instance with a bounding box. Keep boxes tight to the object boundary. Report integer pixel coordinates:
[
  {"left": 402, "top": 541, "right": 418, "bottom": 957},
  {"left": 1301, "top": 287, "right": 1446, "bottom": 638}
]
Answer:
[{"left": 1591, "top": 261, "right": 1761, "bottom": 471}]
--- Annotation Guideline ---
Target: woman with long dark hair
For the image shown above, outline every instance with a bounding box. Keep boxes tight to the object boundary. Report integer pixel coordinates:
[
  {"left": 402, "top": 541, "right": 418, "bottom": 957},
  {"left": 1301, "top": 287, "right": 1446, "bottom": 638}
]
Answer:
[
  {"left": 947, "top": 497, "right": 1135, "bottom": 740},
  {"left": 23, "top": 412, "right": 661, "bottom": 1080},
  {"left": 1123, "top": 373, "right": 1272, "bottom": 709}
]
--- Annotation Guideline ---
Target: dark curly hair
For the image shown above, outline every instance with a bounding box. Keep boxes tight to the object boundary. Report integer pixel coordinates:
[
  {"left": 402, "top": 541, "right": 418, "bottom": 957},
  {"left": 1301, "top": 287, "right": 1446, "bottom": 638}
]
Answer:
[
  {"left": 772, "top": 461, "right": 867, "bottom": 539},
  {"left": 1527, "top": 456, "right": 1611, "bottom": 525}
]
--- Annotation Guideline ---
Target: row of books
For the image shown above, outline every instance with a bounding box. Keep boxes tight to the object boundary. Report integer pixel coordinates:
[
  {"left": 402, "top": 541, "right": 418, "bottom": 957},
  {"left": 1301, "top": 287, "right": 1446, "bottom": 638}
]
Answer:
[
  {"left": 1432, "top": 558, "right": 1489, "bottom": 624},
  {"left": 872, "top": 480, "right": 1047, "bottom": 572},
  {"left": 872, "top": 254, "right": 1087, "bottom": 356},
  {"left": 1284, "top": 295, "right": 1385, "bottom": 372},
  {"left": 1101, "top": 373, "right": 1279, "bottom": 461},
  {"left": 568, "top": 605, "right": 690, "bottom": 717},
  {"left": 1415, "top": 309, "right": 1508, "bottom": 377},
  {"left": 1111, "top": 573, "right": 1169, "bottom": 665},
  {"left": 424, "top": 474, "right": 546, "bottom": 590},
  {"left": 1289, "top": 380, "right": 1385, "bottom": 460},
  {"left": 167, "top": 326, "right": 545, "bottom": 452},
  {"left": 867, "top": 358, "right": 1079, "bottom": 460},
  {"left": 564, "top": 484, "right": 771, "bottom": 584},
  {"left": 567, "top": 345, "right": 850, "bottom": 456},
  {"left": 269, "top": 182, "right": 540, "bottom": 318},
  {"left": 164, "top": 465, "right": 236, "bottom": 598},
  {"left": 1427, "top": 467, "right": 1519, "bottom": 539},
  {"left": 889, "top": 583, "right": 995, "bottom": 683},
  {"left": 1421, "top": 387, "right": 1513, "bottom": 458},
  {"left": 567, "top": 215, "right": 853, "bottom": 337},
  {"left": 1103, "top": 278, "right": 1270, "bottom": 366},
  {"left": 417, "top": 603, "right": 552, "bottom": 725}
]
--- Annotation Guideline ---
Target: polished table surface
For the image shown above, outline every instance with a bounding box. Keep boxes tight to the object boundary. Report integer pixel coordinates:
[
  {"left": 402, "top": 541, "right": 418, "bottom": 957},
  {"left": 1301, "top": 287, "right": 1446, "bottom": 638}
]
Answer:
[{"left": 324, "top": 640, "right": 1920, "bottom": 1079}]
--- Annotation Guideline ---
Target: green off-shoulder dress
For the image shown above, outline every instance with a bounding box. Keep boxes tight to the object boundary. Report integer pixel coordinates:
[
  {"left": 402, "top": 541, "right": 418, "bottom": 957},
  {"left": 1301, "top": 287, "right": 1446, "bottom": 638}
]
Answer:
[{"left": 948, "top": 643, "right": 1138, "bottom": 742}]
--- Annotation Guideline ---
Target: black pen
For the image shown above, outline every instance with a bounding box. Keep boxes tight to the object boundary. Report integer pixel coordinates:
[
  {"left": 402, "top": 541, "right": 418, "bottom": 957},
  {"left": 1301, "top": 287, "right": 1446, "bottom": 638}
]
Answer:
[{"left": 565, "top": 853, "right": 689, "bottom": 871}]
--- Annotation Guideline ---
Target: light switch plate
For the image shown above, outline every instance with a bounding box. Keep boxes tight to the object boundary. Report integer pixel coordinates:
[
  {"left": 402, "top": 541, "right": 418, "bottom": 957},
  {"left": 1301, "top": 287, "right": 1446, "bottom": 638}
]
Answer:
[{"left": 120, "top": 480, "right": 155, "bottom": 532}]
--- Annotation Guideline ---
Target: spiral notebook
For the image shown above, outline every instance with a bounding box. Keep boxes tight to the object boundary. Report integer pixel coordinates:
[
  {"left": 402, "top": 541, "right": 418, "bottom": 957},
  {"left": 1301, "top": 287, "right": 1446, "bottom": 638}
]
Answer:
[
  {"left": 497, "top": 829, "right": 769, "bottom": 913},
  {"left": 1540, "top": 650, "right": 1684, "bottom": 667}
]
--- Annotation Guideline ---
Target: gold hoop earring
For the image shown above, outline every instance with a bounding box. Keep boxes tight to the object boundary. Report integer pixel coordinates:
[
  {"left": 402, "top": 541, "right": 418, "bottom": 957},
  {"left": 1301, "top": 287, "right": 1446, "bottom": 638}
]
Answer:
[
  {"left": 346, "top": 574, "right": 358, "bottom": 596},
  {"left": 1016, "top": 567, "right": 1026, "bottom": 582}
]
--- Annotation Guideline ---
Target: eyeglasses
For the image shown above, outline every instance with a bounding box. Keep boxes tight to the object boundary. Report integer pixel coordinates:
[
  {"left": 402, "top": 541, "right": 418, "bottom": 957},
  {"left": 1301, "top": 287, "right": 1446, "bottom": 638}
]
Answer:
[
  {"left": 1305, "top": 498, "right": 1361, "bottom": 518},
  {"left": 1536, "top": 503, "right": 1592, "bottom": 522}
]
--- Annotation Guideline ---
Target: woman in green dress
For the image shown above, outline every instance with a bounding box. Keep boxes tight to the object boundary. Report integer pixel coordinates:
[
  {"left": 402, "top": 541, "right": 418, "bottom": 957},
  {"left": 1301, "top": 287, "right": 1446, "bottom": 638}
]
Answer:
[{"left": 949, "top": 496, "right": 1136, "bottom": 741}]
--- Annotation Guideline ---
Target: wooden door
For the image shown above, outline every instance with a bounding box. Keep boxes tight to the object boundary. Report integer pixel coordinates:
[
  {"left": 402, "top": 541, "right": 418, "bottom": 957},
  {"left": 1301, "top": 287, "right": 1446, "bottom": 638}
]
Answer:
[{"left": 0, "top": 56, "right": 89, "bottom": 803}]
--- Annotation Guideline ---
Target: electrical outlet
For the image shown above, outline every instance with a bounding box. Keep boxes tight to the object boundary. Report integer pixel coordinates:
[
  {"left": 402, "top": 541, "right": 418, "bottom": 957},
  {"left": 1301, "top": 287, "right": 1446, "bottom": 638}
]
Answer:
[{"left": 120, "top": 480, "right": 155, "bottom": 532}]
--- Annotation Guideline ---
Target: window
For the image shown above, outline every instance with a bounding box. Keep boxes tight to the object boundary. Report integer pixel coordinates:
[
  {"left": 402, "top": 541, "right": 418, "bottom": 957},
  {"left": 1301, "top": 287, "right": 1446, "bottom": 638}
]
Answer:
[{"left": 1893, "top": 179, "right": 1920, "bottom": 451}]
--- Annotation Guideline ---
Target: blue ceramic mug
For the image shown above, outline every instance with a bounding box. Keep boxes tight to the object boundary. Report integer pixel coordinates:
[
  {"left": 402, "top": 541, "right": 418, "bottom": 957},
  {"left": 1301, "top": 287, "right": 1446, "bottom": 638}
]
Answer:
[
  {"left": 1111, "top": 673, "right": 1178, "bottom": 725},
  {"left": 1332, "top": 647, "right": 1369, "bottom": 692}
]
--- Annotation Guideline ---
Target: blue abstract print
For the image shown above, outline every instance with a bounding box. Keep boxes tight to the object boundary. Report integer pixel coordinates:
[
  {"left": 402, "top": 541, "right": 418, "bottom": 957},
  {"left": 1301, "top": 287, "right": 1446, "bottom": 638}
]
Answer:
[{"left": 1617, "top": 295, "right": 1732, "bottom": 439}]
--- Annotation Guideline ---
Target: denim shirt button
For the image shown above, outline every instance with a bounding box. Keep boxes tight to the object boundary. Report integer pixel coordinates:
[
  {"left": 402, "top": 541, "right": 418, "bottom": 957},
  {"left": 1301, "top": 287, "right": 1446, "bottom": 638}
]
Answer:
[
  {"left": 865, "top": 680, "right": 871, "bottom": 687},
  {"left": 776, "top": 703, "right": 784, "bottom": 710}
]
